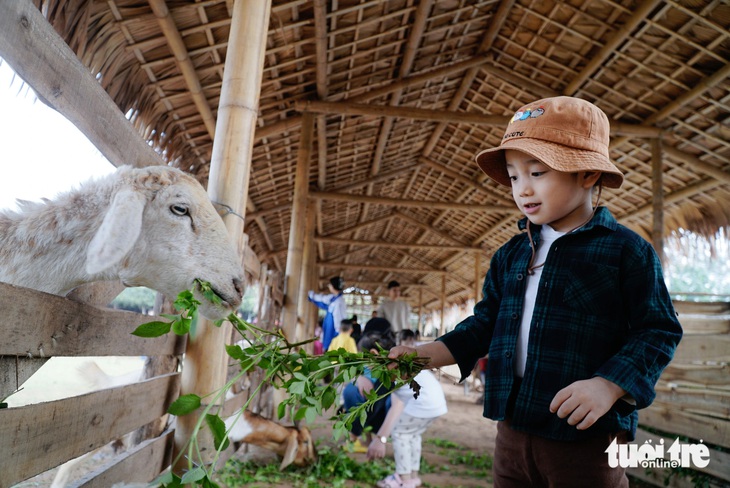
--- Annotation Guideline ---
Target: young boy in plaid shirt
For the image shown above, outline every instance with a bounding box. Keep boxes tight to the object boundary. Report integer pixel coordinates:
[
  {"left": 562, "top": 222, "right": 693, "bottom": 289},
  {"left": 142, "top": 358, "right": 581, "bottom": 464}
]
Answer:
[{"left": 389, "top": 96, "right": 682, "bottom": 487}]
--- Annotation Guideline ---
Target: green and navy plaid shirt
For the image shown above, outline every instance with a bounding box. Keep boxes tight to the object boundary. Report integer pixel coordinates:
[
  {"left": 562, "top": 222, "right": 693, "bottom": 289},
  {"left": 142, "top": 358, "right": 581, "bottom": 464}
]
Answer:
[{"left": 439, "top": 207, "right": 682, "bottom": 441}]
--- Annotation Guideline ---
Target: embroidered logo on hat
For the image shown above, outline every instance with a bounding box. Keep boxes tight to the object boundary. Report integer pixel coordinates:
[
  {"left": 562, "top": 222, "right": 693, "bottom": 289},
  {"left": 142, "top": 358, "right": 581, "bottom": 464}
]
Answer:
[{"left": 475, "top": 96, "right": 624, "bottom": 189}]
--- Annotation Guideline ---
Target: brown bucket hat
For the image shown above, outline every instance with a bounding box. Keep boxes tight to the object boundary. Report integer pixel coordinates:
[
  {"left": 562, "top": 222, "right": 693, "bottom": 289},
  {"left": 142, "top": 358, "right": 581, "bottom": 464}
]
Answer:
[{"left": 475, "top": 96, "right": 624, "bottom": 189}]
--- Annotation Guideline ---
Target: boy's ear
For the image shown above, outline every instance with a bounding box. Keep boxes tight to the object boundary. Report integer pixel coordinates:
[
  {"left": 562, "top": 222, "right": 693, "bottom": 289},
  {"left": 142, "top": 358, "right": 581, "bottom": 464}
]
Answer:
[{"left": 581, "top": 171, "right": 602, "bottom": 188}]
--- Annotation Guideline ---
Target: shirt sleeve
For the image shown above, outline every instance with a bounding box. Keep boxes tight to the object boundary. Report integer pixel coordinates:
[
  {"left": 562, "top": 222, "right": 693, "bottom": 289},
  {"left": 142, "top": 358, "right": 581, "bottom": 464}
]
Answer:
[
  {"left": 308, "top": 291, "right": 332, "bottom": 311},
  {"left": 438, "top": 251, "right": 503, "bottom": 381},
  {"left": 593, "top": 239, "right": 683, "bottom": 410}
]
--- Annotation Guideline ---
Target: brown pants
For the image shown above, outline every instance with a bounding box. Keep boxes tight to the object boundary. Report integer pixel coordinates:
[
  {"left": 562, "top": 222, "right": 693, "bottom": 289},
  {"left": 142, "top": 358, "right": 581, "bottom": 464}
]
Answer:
[{"left": 493, "top": 421, "right": 629, "bottom": 488}]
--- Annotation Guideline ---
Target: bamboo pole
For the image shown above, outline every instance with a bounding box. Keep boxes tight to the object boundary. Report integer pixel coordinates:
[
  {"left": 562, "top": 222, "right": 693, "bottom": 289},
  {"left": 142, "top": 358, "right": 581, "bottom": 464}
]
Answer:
[
  {"left": 298, "top": 199, "right": 318, "bottom": 344},
  {"left": 439, "top": 275, "right": 446, "bottom": 336},
  {"left": 418, "top": 289, "right": 423, "bottom": 333},
  {"left": 474, "top": 252, "right": 481, "bottom": 302},
  {"left": 652, "top": 139, "right": 664, "bottom": 263},
  {"left": 173, "top": 0, "right": 270, "bottom": 474},
  {"left": 281, "top": 112, "right": 315, "bottom": 342}
]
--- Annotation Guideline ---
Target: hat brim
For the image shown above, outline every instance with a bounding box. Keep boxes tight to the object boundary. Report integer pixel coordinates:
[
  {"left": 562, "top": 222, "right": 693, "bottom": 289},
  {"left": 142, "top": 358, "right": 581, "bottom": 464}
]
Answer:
[{"left": 475, "top": 138, "right": 624, "bottom": 189}]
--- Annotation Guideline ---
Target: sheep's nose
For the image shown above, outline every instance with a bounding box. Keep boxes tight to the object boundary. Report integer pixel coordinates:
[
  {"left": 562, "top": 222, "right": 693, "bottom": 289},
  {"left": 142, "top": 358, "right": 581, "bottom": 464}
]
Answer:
[{"left": 233, "top": 277, "right": 244, "bottom": 299}]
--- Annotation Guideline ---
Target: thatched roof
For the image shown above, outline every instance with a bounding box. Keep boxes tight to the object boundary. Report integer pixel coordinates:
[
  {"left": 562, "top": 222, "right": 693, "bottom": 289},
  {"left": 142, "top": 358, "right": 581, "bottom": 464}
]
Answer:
[{"left": 24, "top": 0, "right": 730, "bottom": 307}]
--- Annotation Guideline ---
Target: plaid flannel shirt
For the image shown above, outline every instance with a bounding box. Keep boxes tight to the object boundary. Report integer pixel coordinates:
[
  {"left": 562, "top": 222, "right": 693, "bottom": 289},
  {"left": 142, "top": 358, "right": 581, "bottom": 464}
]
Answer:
[{"left": 439, "top": 207, "right": 682, "bottom": 441}]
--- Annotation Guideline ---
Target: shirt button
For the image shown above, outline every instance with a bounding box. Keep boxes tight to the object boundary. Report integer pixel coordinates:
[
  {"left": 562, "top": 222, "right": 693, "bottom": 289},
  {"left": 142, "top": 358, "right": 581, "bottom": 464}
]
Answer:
[
  {"left": 516, "top": 273, "right": 524, "bottom": 280},
  {"left": 505, "top": 351, "right": 512, "bottom": 358},
  {"left": 511, "top": 313, "right": 518, "bottom": 319}
]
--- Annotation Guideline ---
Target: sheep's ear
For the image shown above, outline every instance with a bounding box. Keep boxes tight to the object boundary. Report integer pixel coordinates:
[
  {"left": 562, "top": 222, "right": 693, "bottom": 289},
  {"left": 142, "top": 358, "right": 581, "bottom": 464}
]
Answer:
[
  {"left": 86, "top": 189, "right": 146, "bottom": 275},
  {"left": 279, "top": 432, "right": 299, "bottom": 470}
]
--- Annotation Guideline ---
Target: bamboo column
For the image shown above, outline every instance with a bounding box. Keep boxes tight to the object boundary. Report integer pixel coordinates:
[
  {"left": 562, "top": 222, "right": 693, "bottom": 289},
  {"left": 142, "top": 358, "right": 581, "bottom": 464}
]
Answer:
[
  {"left": 417, "top": 289, "right": 423, "bottom": 333},
  {"left": 173, "top": 0, "right": 271, "bottom": 473},
  {"left": 439, "top": 275, "right": 446, "bottom": 336},
  {"left": 652, "top": 138, "right": 664, "bottom": 263},
  {"left": 474, "top": 252, "right": 481, "bottom": 302},
  {"left": 298, "top": 199, "right": 318, "bottom": 346},
  {"left": 281, "top": 112, "right": 315, "bottom": 342}
]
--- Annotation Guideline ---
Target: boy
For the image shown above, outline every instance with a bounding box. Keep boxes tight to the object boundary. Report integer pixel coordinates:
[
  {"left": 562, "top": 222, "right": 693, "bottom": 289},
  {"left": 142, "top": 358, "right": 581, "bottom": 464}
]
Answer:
[
  {"left": 327, "top": 319, "right": 358, "bottom": 354},
  {"left": 388, "top": 96, "right": 682, "bottom": 487}
]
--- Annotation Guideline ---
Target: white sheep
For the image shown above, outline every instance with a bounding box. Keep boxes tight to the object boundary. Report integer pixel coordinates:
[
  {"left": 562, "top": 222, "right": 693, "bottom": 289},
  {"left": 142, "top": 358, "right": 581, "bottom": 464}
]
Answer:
[{"left": 0, "top": 165, "right": 244, "bottom": 318}]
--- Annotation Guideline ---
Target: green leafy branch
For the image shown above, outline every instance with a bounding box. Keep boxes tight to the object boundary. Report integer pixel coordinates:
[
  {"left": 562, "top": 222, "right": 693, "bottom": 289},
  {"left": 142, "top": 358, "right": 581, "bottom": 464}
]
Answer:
[{"left": 131, "top": 281, "right": 427, "bottom": 487}]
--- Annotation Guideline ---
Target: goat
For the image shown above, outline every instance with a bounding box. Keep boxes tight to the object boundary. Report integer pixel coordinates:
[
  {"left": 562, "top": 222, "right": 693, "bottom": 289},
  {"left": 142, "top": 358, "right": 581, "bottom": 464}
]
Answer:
[
  {"left": 225, "top": 410, "right": 316, "bottom": 470},
  {"left": 0, "top": 165, "right": 244, "bottom": 319}
]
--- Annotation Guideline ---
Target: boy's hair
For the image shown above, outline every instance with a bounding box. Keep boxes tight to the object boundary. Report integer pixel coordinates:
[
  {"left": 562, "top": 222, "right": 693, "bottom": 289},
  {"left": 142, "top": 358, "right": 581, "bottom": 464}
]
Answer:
[
  {"left": 339, "top": 319, "right": 353, "bottom": 332},
  {"left": 357, "top": 330, "right": 396, "bottom": 352},
  {"left": 387, "top": 280, "right": 400, "bottom": 289},
  {"left": 475, "top": 96, "right": 624, "bottom": 189},
  {"left": 398, "top": 328, "right": 416, "bottom": 343}
]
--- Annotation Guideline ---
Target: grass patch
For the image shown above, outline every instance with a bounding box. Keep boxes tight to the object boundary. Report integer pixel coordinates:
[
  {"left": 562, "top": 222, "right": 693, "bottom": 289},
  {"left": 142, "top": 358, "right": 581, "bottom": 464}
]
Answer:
[{"left": 218, "top": 444, "right": 394, "bottom": 488}]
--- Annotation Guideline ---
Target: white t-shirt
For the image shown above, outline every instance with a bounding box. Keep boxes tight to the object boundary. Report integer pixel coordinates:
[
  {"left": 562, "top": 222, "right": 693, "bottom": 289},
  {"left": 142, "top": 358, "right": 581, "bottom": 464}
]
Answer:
[
  {"left": 393, "top": 370, "right": 448, "bottom": 419},
  {"left": 377, "top": 299, "right": 411, "bottom": 333},
  {"left": 515, "top": 224, "right": 565, "bottom": 378}
]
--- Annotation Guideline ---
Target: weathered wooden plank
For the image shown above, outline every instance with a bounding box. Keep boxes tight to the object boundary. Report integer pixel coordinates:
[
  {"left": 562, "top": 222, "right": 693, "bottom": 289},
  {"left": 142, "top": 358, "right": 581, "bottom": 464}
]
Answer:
[
  {"left": 75, "top": 430, "right": 174, "bottom": 488},
  {"left": 0, "top": 0, "right": 161, "bottom": 169},
  {"left": 640, "top": 401, "right": 730, "bottom": 449},
  {"left": 654, "top": 382, "right": 730, "bottom": 419},
  {"left": 0, "top": 374, "right": 179, "bottom": 487},
  {"left": 660, "top": 363, "right": 730, "bottom": 387},
  {"left": 634, "top": 427, "right": 730, "bottom": 483},
  {"left": 677, "top": 315, "right": 730, "bottom": 335},
  {"left": 671, "top": 335, "right": 730, "bottom": 363},
  {"left": 0, "top": 282, "right": 184, "bottom": 357},
  {"left": 674, "top": 301, "right": 730, "bottom": 315}
]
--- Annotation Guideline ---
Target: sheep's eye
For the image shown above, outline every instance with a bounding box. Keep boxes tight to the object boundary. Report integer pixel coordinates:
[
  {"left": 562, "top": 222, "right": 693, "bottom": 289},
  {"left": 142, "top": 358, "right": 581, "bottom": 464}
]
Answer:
[{"left": 170, "top": 204, "right": 189, "bottom": 216}]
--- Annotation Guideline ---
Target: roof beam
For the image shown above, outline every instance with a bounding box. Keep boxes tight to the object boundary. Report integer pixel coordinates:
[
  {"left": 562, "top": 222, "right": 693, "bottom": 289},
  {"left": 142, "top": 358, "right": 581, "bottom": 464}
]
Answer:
[
  {"left": 319, "top": 261, "right": 447, "bottom": 275},
  {"left": 256, "top": 55, "right": 493, "bottom": 140},
  {"left": 310, "top": 191, "right": 518, "bottom": 213},
  {"left": 315, "top": 236, "right": 479, "bottom": 252}
]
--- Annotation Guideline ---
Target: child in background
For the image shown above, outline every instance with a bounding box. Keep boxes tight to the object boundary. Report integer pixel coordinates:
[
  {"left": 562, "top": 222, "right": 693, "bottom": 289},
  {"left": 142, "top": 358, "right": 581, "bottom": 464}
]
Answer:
[
  {"left": 388, "top": 96, "right": 682, "bottom": 487},
  {"left": 367, "top": 330, "right": 447, "bottom": 488},
  {"left": 328, "top": 319, "right": 358, "bottom": 354}
]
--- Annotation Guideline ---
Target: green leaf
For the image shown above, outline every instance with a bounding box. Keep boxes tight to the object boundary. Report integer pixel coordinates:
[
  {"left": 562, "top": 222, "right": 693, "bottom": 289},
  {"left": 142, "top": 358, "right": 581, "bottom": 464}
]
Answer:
[
  {"left": 277, "top": 401, "right": 287, "bottom": 420},
  {"left": 288, "top": 381, "right": 306, "bottom": 395},
  {"left": 131, "top": 321, "right": 172, "bottom": 338},
  {"left": 321, "top": 387, "right": 336, "bottom": 410},
  {"left": 294, "top": 406, "right": 307, "bottom": 421},
  {"left": 181, "top": 466, "right": 207, "bottom": 483},
  {"left": 172, "top": 316, "right": 192, "bottom": 335},
  {"left": 305, "top": 406, "right": 317, "bottom": 425},
  {"left": 225, "top": 344, "right": 246, "bottom": 360},
  {"left": 205, "top": 413, "right": 230, "bottom": 451},
  {"left": 168, "top": 393, "right": 201, "bottom": 416}
]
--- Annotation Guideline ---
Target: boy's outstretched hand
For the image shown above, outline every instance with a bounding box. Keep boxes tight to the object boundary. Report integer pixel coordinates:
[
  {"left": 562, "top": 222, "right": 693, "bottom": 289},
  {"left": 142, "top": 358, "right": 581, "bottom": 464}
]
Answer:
[
  {"left": 549, "top": 376, "right": 626, "bottom": 430},
  {"left": 387, "top": 345, "right": 418, "bottom": 366}
]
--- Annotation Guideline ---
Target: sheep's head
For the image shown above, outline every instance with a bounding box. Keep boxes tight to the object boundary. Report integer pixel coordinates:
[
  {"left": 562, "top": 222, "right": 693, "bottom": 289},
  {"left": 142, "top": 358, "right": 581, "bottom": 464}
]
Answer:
[{"left": 86, "top": 166, "right": 244, "bottom": 319}]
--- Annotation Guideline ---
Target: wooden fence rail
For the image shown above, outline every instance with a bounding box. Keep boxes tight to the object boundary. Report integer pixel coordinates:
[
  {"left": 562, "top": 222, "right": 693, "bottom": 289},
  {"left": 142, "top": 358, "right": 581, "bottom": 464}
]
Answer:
[{"left": 630, "top": 300, "right": 730, "bottom": 487}]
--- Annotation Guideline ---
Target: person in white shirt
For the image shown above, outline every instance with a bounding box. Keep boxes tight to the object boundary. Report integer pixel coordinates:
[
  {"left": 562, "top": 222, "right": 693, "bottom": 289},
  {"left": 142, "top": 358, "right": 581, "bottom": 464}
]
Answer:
[
  {"left": 377, "top": 280, "right": 412, "bottom": 335},
  {"left": 367, "top": 329, "right": 447, "bottom": 488}
]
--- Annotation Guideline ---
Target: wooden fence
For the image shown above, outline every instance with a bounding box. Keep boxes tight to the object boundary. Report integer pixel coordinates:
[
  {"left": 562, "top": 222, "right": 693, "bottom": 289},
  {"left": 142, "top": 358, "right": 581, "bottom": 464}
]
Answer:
[
  {"left": 0, "top": 262, "right": 284, "bottom": 487},
  {"left": 630, "top": 300, "right": 730, "bottom": 488}
]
